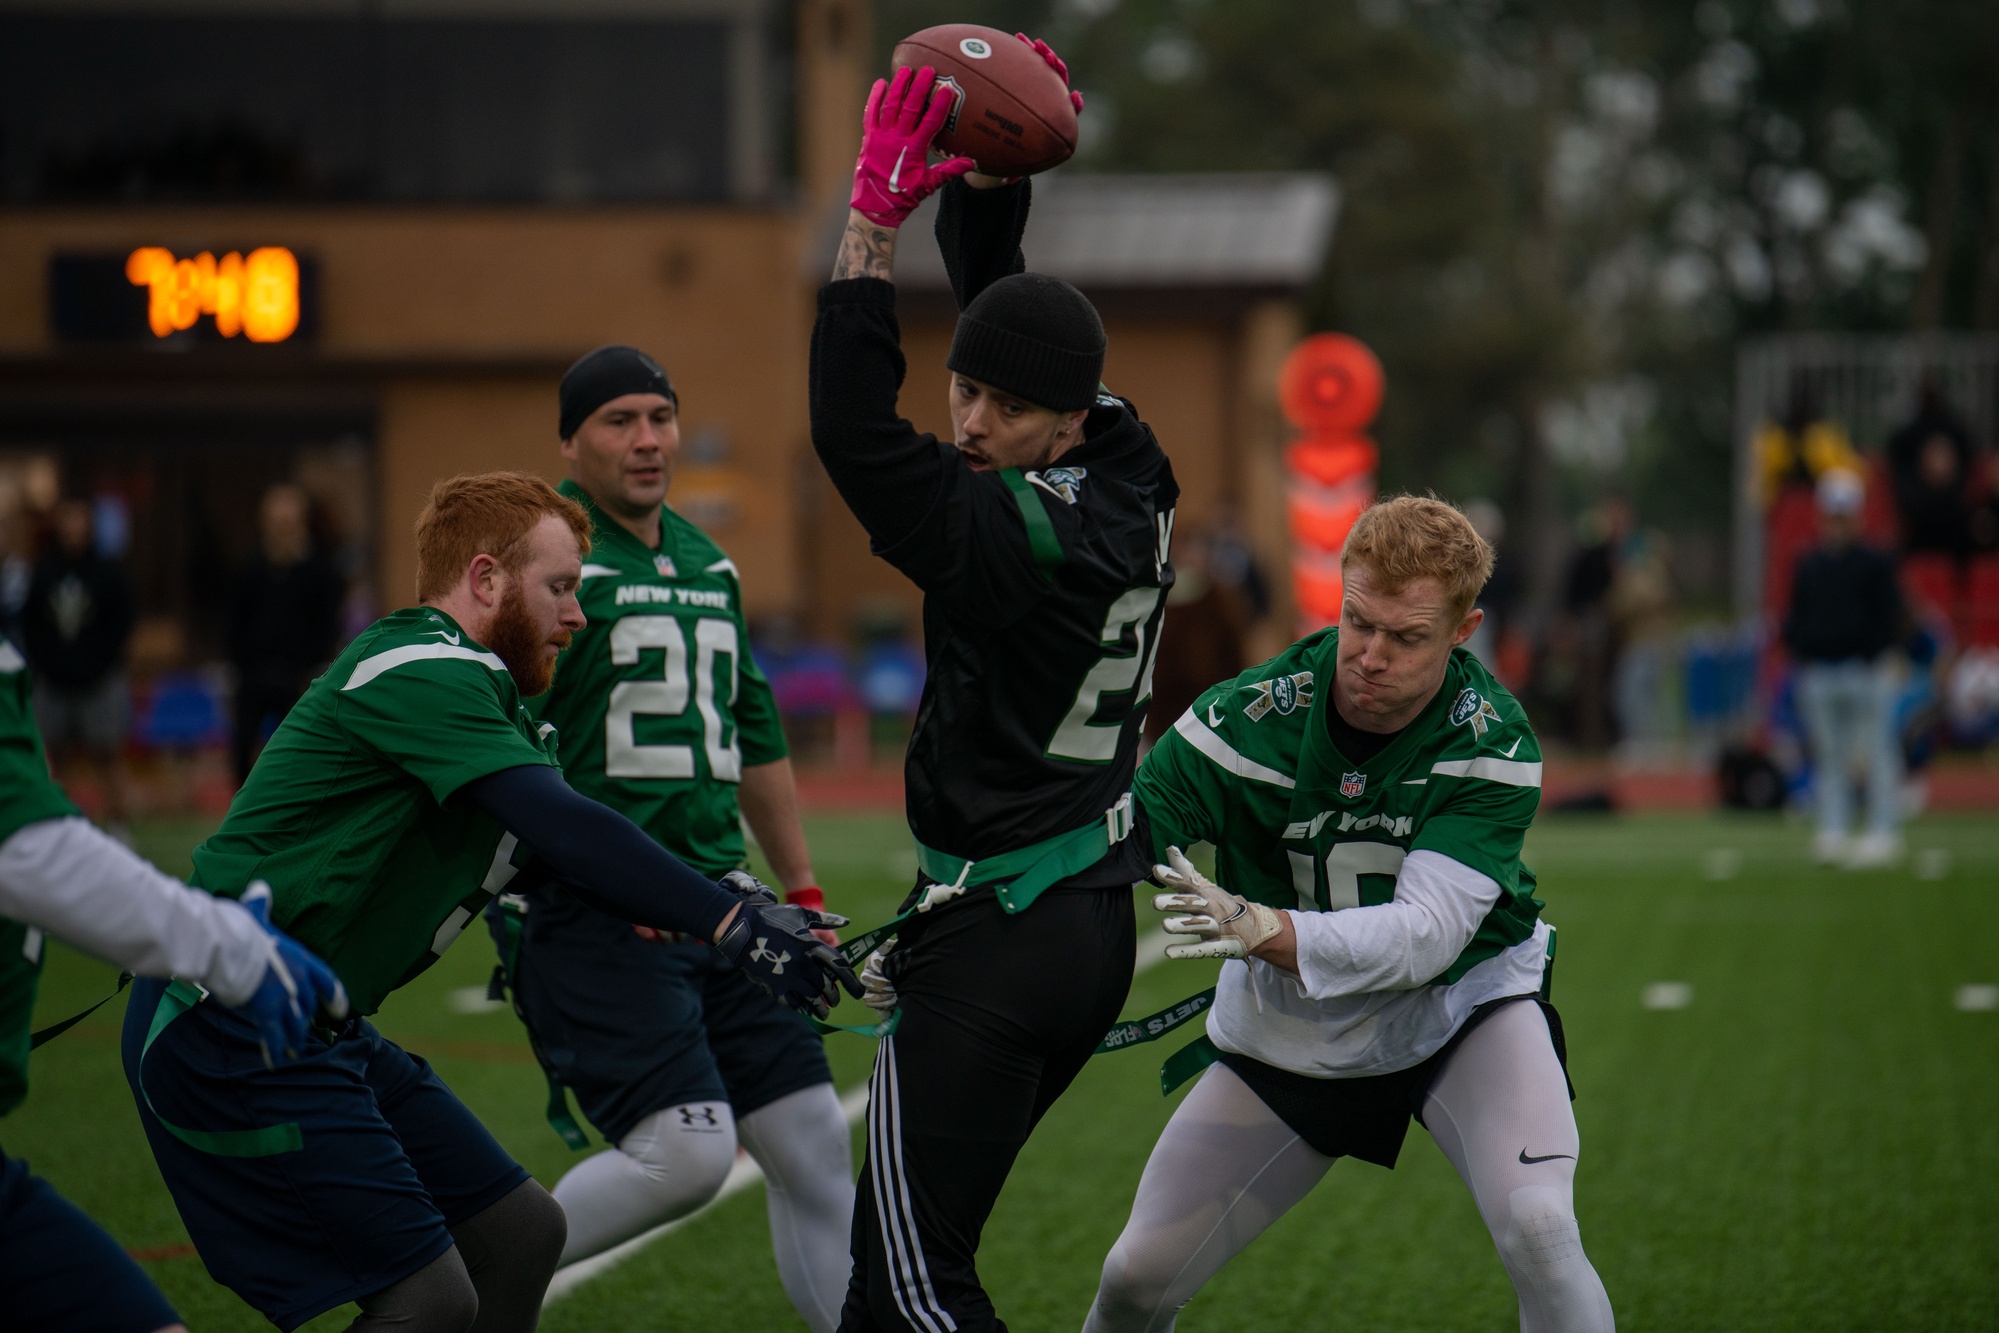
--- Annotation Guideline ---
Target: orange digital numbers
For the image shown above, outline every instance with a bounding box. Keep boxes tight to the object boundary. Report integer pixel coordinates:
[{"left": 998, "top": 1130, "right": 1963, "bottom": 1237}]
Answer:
[{"left": 124, "top": 246, "right": 300, "bottom": 342}]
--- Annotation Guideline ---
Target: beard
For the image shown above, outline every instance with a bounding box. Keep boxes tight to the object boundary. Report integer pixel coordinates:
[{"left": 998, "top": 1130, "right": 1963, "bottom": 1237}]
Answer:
[{"left": 488, "top": 585, "right": 571, "bottom": 697}]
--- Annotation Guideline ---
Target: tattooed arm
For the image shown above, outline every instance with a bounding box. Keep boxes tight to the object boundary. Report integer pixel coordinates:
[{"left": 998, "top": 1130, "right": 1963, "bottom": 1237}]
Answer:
[{"left": 832, "top": 210, "right": 898, "bottom": 283}]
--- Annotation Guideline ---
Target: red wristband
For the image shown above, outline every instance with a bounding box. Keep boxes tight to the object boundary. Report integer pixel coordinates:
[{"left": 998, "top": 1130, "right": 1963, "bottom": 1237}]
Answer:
[{"left": 785, "top": 885, "right": 826, "bottom": 912}]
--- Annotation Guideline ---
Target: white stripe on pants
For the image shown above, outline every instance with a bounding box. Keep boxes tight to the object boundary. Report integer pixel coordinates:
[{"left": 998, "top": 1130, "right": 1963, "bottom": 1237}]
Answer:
[{"left": 868, "top": 1036, "right": 958, "bottom": 1333}]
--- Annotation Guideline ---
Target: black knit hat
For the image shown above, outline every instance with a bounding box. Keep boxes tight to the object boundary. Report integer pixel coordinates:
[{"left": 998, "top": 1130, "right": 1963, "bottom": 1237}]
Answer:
[
  {"left": 947, "top": 274, "right": 1106, "bottom": 413},
  {"left": 559, "top": 345, "right": 676, "bottom": 439}
]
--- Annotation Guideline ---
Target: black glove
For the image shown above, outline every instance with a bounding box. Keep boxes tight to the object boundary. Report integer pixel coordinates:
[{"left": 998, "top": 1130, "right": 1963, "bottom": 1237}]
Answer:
[{"left": 713, "top": 871, "right": 862, "bottom": 1019}]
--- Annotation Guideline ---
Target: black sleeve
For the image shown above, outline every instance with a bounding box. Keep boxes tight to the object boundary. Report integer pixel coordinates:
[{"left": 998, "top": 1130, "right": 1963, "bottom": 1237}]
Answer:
[
  {"left": 808, "top": 278, "right": 948, "bottom": 557},
  {"left": 463, "top": 764, "right": 736, "bottom": 940},
  {"left": 935, "top": 177, "right": 1030, "bottom": 311}
]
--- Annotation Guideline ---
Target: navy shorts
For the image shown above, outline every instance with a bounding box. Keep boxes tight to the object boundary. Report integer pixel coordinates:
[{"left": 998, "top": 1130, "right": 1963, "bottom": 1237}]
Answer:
[
  {"left": 505, "top": 885, "right": 832, "bottom": 1145},
  {"left": 0, "top": 1146, "right": 180, "bottom": 1333},
  {"left": 120, "top": 977, "right": 530, "bottom": 1332}
]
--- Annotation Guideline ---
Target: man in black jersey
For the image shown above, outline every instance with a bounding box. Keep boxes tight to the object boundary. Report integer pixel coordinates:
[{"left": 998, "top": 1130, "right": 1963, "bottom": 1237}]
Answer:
[{"left": 811, "top": 59, "right": 1178, "bottom": 1333}]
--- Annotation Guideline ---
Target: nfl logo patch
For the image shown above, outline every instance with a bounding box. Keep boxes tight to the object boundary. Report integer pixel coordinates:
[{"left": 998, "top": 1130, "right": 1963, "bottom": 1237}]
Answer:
[
  {"left": 1340, "top": 771, "right": 1367, "bottom": 798},
  {"left": 655, "top": 555, "right": 677, "bottom": 577}
]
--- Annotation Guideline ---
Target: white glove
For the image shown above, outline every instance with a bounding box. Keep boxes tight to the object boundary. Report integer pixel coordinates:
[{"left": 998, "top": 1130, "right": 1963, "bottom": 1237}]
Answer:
[
  {"left": 1152, "top": 846, "right": 1284, "bottom": 961},
  {"left": 860, "top": 939, "right": 901, "bottom": 1013}
]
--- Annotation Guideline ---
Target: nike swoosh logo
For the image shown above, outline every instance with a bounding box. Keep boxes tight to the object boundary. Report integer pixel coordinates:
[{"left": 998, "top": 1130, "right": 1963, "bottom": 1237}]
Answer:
[
  {"left": 1207, "top": 701, "right": 1224, "bottom": 727},
  {"left": 425, "top": 629, "right": 461, "bottom": 646},
  {"left": 1503, "top": 737, "right": 1521, "bottom": 758},
  {"left": 889, "top": 147, "right": 908, "bottom": 193},
  {"left": 1519, "top": 1149, "right": 1574, "bottom": 1164}
]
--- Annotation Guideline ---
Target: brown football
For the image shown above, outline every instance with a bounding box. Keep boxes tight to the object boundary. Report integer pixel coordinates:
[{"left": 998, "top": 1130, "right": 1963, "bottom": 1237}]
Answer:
[{"left": 890, "top": 24, "right": 1078, "bottom": 178}]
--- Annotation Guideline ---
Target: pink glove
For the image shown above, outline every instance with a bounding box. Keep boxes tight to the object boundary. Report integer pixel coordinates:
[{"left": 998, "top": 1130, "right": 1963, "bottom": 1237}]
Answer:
[
  {"left": 1016, "top": 33, "right": 1086, "bottom": 114},
  {"left": 850, "top": 65, "right": 976, "bottom": 229}
]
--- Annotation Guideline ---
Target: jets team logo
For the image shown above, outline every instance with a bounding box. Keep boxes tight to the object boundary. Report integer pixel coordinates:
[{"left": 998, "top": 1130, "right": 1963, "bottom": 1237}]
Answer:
[
  {"left": 1450, "top": 686, "right": 1503, "bottom": 738},
  {"left": 1243, "top": 670, "right": 1314, "bottom": 721},
  {"left": 654, "top": 554, "right": 677, "bottom": 577},
  {"left": 1340, "top": 771, "right": 1367, "bottom": 798},
  {"left": 959, "top": 36, "right": 993, "bottom": 58},
  {"left": 1029, "top": 466, "right": 1087, "bottom": 504},
  {"left": 932, "top": 74, "right": 966, "bottom": 133}
]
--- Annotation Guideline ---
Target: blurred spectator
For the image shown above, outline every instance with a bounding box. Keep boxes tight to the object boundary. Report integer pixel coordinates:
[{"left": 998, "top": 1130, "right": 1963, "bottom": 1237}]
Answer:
[
  {"left": 1782, "top": 468, "right": 1904, "bottom": 869},
  {"left": 1886, "top": 383, "right": 1978, "bottom": 559},
  {"left": 1203, "top": 503, "right": 1271, "bottom": 623},
  {"left": 1146, "top": 529, "right": 1251, "bottom": 745},
  {"left": 22, "top": 497, "right": 135, "bottom": 836},
  {"left": 1561, "top": 497, "right": 1632, "bottom": 751},
  {"left": 1757, "top": 378, "right": 1861, "bottom": 504},
  {"left": 1610, "top": 528, "right": 1676, "bottom": 756},
  {"left": 1462, "top": 498, "right": 1518, "bottom": 675},
  {"left": 0, "top": 513, "right": 30, "bottom": 645},
  {"left": 227, "top": 484, "right": 344, "bottom": 782}
]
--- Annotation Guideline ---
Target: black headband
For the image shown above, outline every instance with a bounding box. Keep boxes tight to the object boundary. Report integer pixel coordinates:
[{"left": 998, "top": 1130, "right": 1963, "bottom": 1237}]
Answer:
[{"left": 559, "top": 345, "right": 676, "bottom": 439}]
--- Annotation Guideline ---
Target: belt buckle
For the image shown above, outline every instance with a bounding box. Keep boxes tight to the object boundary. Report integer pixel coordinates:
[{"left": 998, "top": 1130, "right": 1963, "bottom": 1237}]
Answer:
[{"left": 1105, "top": 792, "right": 1134, "bottom": 844}]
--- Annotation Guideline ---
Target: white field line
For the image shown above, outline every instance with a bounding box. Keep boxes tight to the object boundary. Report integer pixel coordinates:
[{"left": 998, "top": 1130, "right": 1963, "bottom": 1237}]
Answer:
[{"left": 544, "top": 927, "right": 1175, "bottom": 1304}]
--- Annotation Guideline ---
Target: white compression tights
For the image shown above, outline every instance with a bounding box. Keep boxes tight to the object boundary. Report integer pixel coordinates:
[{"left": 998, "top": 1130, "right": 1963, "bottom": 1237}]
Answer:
[
  {"left": 1084, "top": 1001, "right": 1613, "bottom": 1333},
  {"left": 551, "top": 1085, "right": 855, "bottom": 1333}
]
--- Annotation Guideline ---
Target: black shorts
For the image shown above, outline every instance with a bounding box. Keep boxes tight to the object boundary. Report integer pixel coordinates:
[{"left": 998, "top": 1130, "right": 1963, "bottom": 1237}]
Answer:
[
  {"left": 1219, "top": 995, "right": 1570, "bottom": 1169},
  {"left": 121, "top": 979, "right": 528, "bottom": 1331},
  {"left": 507, "top": 885, "right": 832, "bottom": 1145},
  {"left": 0, "top": 1146, "right": 181, "bottom": 1333}
]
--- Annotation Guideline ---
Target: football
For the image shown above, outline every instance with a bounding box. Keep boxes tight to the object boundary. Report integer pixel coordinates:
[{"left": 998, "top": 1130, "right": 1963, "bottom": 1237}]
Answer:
[{"left": 891, "top": 24, "right": 1079, "bottom": 178}]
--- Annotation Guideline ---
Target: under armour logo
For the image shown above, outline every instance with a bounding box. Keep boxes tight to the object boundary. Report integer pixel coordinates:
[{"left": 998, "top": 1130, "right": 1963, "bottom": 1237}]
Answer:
[
  {"left": 749, "top": 937, "right": 791, "bottom": 974},
  {"left": 679, "top": 1106, "right": 720, "bottom": 1127}
]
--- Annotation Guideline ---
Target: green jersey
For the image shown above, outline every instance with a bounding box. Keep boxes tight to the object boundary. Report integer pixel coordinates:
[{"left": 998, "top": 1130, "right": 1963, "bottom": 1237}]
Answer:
[
  {"left": 1137, "top": 629, "right": 1552, "bottom": 1077},
  {"left": 0, "top": 639, "right": 80, "bottom": 1116},
  {"left": 530, "top": 481, "right": 787, "bottom": 877},
  {"left": 192, "top": 608, "right": 554, "bottom": 1014}
]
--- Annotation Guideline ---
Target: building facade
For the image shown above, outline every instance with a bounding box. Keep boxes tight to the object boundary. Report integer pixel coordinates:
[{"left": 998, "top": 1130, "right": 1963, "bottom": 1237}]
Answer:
[{"left": 0, "top": 0, "right": 1329, "bottom": 685}]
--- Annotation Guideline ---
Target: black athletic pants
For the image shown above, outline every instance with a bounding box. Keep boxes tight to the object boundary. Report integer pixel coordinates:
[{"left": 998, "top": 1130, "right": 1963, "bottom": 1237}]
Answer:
[{"left": 840, "top": 885, "right": 1136, "bottom": 1333}]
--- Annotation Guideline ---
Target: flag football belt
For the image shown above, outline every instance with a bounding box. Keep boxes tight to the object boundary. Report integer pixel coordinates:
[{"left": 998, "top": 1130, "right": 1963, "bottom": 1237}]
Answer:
[
  {"left": 829, "top": 792, "right": 1137, "bottom": 977},
  {"left": 135, "top": 979, "right": 305, "bottom": 1157},
  {"left": 811, "top": 794, "right": 1229, "bottom": 1094},
  {"left": 805, "top": 795, "right": 1135, "bottom": 1040},
  {"left": 485, "top": 895, "right": 592, "bottom": 1150}
]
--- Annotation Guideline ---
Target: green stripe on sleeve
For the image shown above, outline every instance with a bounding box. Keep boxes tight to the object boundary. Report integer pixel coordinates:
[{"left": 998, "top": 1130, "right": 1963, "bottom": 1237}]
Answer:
[{"left": 999, "top": 468, "right": 1065, "bottom": 570}]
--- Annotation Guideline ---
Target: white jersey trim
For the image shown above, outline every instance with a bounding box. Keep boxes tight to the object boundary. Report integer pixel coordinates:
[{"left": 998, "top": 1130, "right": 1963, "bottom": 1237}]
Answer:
[
  {"left": 1173, "top": 709, "right": 1296, "bottom": 789},
  {"left": 342, "top": 642, "right": 508, "bottom": 692},
  {"left": 704, "top": 557, "right": 740, "bottom": 577},
  {"left": 0, "top": 640, "right": 22, "bottom": 673},
  {"left": 1429, "top": 756, "right": 1543, "bottom": 787},
  {"left": 579, "top": 563, "right": 622, "bottom": 579}
]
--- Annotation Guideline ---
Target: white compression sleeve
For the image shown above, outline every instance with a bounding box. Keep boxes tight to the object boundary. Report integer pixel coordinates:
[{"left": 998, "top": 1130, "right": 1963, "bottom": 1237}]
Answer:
[
  {"left": 1288, "top": 849, "right": 1501, "bottom": 1000},
  {"left": 0, "top": 816, "right": 272, "bottom": 1005},
  {"left": 1084, "top": 1063, "right": 1331, "bottom": 1333},
  {"left": 737, "top": 1083, "right": 856, "bottom": 1333},
  {"left": 551, "top": 1102, "right": 738, "bottom": 1266},
  {"left": 1422, "top": 1001, "right": 1615, "bottom": 1333}
]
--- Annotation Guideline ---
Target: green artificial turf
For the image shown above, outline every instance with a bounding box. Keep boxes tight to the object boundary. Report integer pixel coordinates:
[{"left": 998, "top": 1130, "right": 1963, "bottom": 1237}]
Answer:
[{"left": 6, "top": 813, "right": 1996, "bottom": 1330}]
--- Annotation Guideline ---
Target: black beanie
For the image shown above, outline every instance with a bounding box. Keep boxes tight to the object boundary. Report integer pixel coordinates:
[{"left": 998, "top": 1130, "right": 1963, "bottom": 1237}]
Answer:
[
  {"left": 559, "top": 345, "right": 676, "bottom": 439},
  {"left": 947, "top": 274, "right": 1106, "bottom": 413}
]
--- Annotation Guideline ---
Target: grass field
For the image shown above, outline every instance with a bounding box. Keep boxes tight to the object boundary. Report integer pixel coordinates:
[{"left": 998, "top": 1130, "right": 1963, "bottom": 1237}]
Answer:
[{"left": 7, "top": 811, "right": 1997, "bottom": 1331}]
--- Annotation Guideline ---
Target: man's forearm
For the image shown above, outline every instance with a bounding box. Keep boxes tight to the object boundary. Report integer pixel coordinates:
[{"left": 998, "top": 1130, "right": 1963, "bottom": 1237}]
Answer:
[
  {"left": 463, "top": 765, "right": 737, "bottom": 943},
  {"left": 1263, "top": 850, "right": 1499, "bottom": 999},
  {"left": 739, "top": 758, "right": 816, "bottom": 893},
  {"left": 832, "top": 210, "right": 898, "bottom": 282},
  {"left": 0, "top": 817, "right": 272, "bottom": 1005}
]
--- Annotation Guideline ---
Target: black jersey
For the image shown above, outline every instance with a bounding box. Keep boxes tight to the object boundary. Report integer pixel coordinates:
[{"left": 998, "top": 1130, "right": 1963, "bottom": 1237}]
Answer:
[{"left": 810, "top": 179, "right": 1178, "bottom": 890}]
